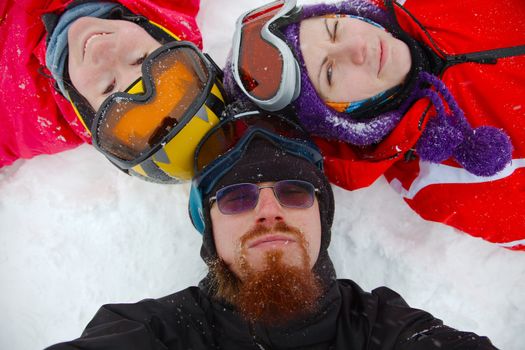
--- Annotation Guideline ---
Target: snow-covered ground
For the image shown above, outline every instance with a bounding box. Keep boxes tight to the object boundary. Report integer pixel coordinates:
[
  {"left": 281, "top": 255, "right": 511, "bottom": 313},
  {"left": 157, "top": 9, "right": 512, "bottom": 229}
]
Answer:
[{"left": 1, "top": 1, "right": 524, "bottom": 349}]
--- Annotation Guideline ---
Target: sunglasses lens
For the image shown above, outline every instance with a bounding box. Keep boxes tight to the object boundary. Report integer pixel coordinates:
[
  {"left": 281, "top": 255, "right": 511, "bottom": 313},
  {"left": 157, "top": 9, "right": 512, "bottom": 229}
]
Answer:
[
  {"left": 238, "top": 1, "right": 284, "bottom": 100},
  {"left": 275, "top": 180, "right": 315, "bottom": 208},
  {"left": 96, "top": 45, "right": 210, "bottom": 162},
  {"left": 216, "top": 183, "right": 259, "bottom": 214}
]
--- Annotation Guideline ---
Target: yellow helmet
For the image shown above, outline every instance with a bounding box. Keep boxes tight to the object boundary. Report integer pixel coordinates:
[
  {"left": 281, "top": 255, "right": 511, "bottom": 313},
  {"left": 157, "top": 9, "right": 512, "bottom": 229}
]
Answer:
[{"left": 63, "top": 16, "right": 225, "bottom": 183}]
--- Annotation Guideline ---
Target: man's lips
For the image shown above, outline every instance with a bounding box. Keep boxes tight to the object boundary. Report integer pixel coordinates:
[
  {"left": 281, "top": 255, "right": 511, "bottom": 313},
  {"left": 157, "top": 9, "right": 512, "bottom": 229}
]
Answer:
[{"left": 248, "top": 234, "right": 297, "bottom": 249}]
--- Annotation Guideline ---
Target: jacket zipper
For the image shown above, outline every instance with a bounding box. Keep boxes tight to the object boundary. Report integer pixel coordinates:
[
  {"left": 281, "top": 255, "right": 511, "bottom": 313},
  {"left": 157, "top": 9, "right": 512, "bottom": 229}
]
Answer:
[
  {"left": 249, "top": 323, "right": 270, "bottom": 350},
  {"left": 443, "top": 45, "right": 525, "bottom": 70},
  {"left": 254, "top": 343, "right": 266, "bottom": 350},
  {"left": 391, "top": 0, "right": 525, "bottom": 71}
]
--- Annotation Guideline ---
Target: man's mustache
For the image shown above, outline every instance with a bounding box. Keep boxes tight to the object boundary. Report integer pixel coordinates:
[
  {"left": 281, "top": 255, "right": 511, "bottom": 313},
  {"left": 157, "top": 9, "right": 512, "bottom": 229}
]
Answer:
[{"left": 239, "top": 221, "right": 305, "bottom": 248}]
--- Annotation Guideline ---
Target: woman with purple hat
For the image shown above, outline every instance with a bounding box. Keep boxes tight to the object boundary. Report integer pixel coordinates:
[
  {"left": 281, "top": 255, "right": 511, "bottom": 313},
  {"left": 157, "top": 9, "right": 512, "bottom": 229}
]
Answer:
[{"left": 224, "top": 0, "right": 525, "bottom": 250}]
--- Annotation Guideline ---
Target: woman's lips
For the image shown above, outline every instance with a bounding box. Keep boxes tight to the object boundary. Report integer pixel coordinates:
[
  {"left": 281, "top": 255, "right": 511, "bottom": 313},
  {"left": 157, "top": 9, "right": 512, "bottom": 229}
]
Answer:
[
  {"left": 378, "top": 39, "right": 388, "bottom": 76},
  {"left": 83, "top": 32, "right": 109, "bottom": 59},
  {"left": 248, "top": 235, "right": 296, "bottom": 249}
]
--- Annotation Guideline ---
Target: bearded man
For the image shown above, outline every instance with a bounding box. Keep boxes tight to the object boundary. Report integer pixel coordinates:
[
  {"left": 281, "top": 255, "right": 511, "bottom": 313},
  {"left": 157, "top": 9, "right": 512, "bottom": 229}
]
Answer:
[{"left": 46, "top": 111, "right": 496, "bottom": 349}]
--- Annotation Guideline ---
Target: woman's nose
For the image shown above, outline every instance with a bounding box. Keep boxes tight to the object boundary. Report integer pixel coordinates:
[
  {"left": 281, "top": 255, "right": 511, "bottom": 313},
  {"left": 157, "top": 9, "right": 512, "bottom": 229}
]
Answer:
[
  {"left": 89, "top": 41, "right": 116, "bottom": 66},
  {"left": 331, "top": 36, "right": 367, "bottom": 65}
]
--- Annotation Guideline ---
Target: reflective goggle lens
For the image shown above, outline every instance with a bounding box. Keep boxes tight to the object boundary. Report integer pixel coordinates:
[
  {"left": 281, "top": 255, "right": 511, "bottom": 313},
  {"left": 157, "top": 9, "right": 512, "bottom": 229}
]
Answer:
[
  {"left": 195, "top": 113, "right": 313, "bottom": 173},
  {"left": 238, "top": 0, "right": 285, "bottom": 100},
  {"left": 213, "top": 180, "right": 317, "bottom": 214},
  {"left": 95, "top": 45, "right": 210, "bottom": 162}
]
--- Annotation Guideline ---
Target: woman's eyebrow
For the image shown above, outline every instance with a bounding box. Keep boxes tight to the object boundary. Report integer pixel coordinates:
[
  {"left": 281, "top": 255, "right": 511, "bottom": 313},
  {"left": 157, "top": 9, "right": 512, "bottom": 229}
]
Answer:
[{"left": 324, "top": 18, "right": 333, "bottom": 40}]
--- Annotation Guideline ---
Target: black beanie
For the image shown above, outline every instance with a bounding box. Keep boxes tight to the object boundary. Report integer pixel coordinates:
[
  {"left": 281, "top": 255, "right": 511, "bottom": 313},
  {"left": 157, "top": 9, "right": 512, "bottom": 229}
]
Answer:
[{"left": 199, "top": 137, "right": 336, "bottom": 286}]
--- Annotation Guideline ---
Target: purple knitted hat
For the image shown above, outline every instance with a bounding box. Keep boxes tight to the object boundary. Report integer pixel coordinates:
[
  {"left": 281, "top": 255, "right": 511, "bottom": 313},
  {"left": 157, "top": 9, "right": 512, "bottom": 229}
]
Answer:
[{"left": 223, "top": 0, "right": 512, "bottom": 176}]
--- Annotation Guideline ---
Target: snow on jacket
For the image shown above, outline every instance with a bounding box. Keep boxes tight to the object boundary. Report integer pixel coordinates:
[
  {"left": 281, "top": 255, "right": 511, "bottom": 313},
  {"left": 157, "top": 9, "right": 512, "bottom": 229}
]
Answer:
[
  {"left": 0, "top": 0, "right": 201, "bottom": 168},
  {"left": 45, "top": 279, "right": 496, "bottom": 349},
  {"left": 315, "top": 0, "right": 525, "bottom": 250}
]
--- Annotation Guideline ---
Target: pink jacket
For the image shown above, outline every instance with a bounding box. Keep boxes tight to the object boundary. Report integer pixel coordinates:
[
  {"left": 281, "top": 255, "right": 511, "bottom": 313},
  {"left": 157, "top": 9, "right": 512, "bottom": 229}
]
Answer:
[{"left": 0, "top": 0, "right": 201, "bottom": 167}]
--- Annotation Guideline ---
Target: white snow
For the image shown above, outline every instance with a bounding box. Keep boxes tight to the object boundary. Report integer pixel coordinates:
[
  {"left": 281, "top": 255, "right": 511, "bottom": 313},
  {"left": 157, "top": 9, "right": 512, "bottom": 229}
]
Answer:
[{"left": 0, "top": 1, "right": 524, "bottom": 349}]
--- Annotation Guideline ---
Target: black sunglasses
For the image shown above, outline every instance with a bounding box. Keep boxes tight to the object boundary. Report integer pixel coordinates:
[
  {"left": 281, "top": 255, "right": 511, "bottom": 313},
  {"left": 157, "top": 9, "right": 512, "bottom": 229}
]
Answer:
[{"left": 209, "top": 179, "right": 319, "bottom": 215}]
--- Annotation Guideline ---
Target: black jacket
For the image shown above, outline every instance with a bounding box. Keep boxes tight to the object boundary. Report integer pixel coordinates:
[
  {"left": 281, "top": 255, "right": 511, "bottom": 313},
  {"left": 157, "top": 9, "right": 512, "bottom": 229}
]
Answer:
[{"left": 45, "top": 279, "right": 496, "bottom": 349}]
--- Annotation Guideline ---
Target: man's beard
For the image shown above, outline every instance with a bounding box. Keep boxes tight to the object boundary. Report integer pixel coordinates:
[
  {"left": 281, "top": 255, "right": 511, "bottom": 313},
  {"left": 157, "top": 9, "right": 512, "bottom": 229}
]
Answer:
[{"left": 208, "top": 221, "right": 323, "bottom": 326}]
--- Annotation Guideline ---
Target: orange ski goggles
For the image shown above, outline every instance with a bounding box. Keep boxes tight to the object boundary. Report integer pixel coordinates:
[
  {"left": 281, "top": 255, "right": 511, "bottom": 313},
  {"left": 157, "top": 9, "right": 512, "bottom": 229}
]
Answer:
[{"left": 92, "top": 42, "right": 225, "bottom": 183}]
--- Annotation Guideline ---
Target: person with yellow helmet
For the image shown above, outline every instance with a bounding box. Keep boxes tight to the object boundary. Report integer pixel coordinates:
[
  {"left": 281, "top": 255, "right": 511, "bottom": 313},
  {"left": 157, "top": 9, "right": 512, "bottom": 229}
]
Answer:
[{"left": 2, "top": 0, "right": 227, "bottom": 184}]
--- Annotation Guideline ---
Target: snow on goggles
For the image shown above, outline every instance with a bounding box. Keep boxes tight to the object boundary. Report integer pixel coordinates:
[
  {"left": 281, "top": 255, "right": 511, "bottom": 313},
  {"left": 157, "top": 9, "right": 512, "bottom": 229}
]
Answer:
[
  {"left": 232, "top": 0, "right": 301, "bottom": 111},
  {"left": 210, "top": 180, "right": 319, "bottom": 215},
  {"left": 92, "top": 41, "right": 225, "bottom": 183},
  {"left": 189, "top": 110, "right": 323, "bottom": 233},
  {"left": 193, "top": 111, "right": 323, "bottom": 180}
]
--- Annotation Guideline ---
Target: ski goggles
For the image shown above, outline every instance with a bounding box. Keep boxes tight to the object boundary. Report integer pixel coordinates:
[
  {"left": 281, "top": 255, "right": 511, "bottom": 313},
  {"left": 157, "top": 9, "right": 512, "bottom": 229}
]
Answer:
[
  {"left": 231, "top": 0, "right": 301, "bottom": 111},
  {"left": 92, "top": 41, "right": 225, "bottom": 183},
  {"left": 189, "top": 110, "right": 323, "bottom": 233},
  {"left": 210, "top": 180, "right": 319, "bottom": 215}
]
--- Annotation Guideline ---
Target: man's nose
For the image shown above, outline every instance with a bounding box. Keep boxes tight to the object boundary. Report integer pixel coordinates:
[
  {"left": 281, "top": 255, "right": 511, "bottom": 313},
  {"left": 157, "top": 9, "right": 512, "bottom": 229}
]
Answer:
[
  {"left": 254, "top": 188, "right": 284, "bottom": 226},
  {"left": 331, "top": 36, "right": 367, "bottom": 65}
]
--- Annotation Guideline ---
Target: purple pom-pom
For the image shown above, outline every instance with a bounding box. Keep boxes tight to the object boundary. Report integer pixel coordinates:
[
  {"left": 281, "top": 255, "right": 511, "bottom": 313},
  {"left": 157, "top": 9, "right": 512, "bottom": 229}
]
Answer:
[
  {"left": 453, "top": 126, "right": 512, "bottom": 176},
  {"left": 417, "top": 116, "right": 463, "bottom": 163}
]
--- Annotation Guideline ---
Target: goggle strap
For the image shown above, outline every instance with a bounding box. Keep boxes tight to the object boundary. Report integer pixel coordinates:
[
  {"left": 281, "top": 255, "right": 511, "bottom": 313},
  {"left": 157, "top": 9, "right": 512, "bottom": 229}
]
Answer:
[
  {"left": 147, "top": 20, "right": 181, "bottom": 42},
  {"left": 65, "top": 87, "right": 97, "bottom": 134},
  {"left": 204, "top": 87, "right": 226, "bottom": 121},
  {"left": 132, "top": 158, "right": 179, "bottom": 183},
  {"left": 198, "top": 128, "right": 322, "bottom": 196},
  {"left": 69, "top": 98, "right": 92, "bottom": 135},
  {"left": 204, "top": 53, "right": 224, "bottom": 80},
  {"left": 211, "top": 84, "right": 225, "bottom": 103}
]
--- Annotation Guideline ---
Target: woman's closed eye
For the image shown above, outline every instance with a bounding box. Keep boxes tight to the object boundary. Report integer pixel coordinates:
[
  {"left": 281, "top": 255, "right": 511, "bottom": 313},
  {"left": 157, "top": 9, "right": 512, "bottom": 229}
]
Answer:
[
  {"left": 102, "top": 78, "right": 116, "bottom": 95},
  {"left": 322, "top": 19, "right": 339, "bottom": 87},
  {"left": 133, "top": 53, "right": 147, "bottom": 66},
  {"left": 326, "top": 62, "right": 333, "bottom": 86}
]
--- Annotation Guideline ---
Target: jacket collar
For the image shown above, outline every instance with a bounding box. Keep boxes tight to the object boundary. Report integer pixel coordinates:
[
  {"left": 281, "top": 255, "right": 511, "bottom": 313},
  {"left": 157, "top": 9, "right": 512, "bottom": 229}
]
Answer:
[{"left": 202, "top": 280, "right": 341, "bottom": 349}]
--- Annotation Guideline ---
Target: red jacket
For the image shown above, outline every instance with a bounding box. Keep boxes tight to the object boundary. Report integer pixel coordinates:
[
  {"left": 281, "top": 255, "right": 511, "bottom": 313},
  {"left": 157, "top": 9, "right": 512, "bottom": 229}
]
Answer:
[
  {"left": 0, "top": 0, "right": 201, "bottom": 167},
  {"left": 316, "top": 0, "right": 525, "bottom": 249}
]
